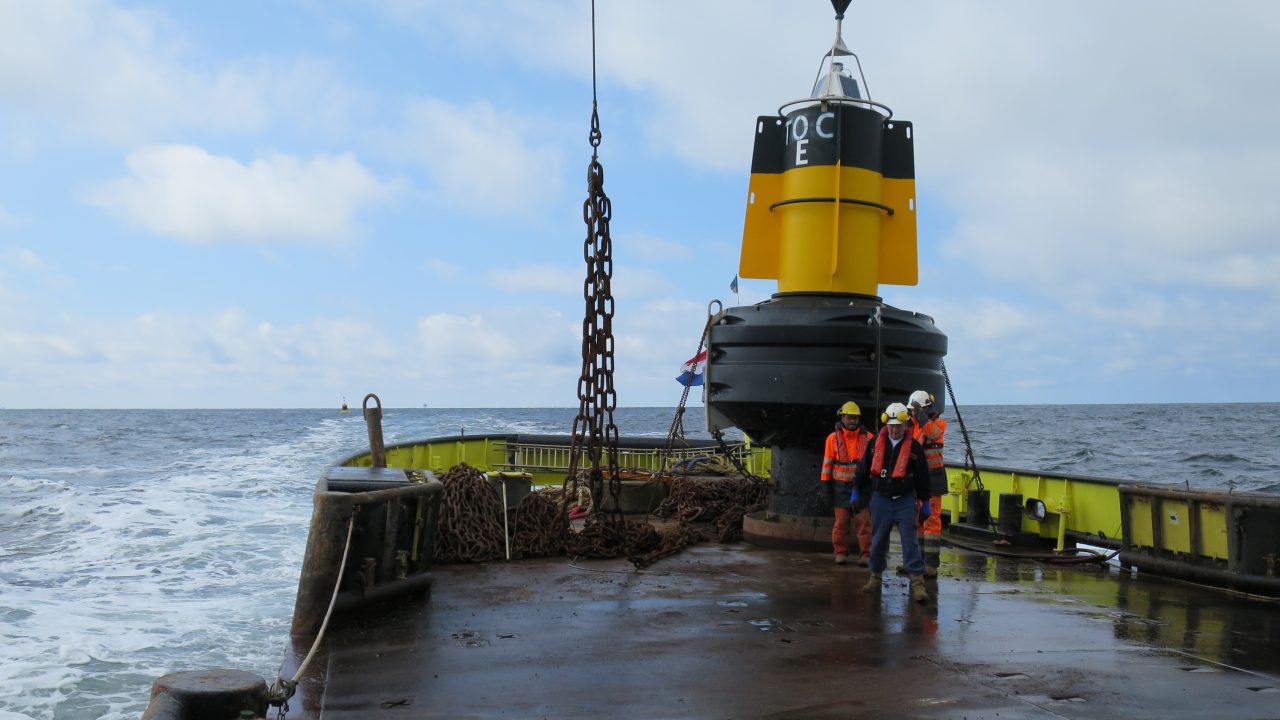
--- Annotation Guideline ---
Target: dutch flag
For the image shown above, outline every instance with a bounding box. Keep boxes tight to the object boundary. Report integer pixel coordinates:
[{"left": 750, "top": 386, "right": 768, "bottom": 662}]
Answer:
[{"left": 676, "top": 350, "right": 707, "bottom": 387}]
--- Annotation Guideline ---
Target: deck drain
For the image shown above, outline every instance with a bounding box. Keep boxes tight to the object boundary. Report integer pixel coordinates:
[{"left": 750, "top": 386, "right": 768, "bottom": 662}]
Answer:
[{"left": 1180, "top": 666, "right": 1220, "bottom": 673}]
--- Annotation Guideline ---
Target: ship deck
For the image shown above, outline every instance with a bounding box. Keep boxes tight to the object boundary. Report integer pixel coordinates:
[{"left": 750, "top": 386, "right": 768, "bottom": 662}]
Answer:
[{"left": 286, "top": 537, "right": 1280, "bottom": 719}]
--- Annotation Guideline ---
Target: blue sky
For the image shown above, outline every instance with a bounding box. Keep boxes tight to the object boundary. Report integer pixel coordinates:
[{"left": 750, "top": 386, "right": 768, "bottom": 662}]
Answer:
[{"left": 1, "top": 1, "right": 1278, "bottom": 408}]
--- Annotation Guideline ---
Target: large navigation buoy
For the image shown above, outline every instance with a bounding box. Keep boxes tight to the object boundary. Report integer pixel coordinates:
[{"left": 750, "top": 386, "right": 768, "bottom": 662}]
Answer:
[{"left": 706, "top": 1, "right": 947, "bottom": 550}]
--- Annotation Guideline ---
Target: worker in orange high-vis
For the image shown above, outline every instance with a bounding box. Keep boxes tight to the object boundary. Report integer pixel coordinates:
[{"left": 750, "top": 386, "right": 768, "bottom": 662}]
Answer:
[
  {"left": 907, "top": 390, "right": 947, "bottom": 578},
  {"left": 820, "top": 401, "right": 872, "bottom": 565}
]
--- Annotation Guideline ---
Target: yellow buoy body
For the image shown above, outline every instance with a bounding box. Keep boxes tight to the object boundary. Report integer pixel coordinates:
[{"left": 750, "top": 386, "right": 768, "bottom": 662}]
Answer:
[{"left": 740, "top": 103, "right": 917, "bottom": 296}]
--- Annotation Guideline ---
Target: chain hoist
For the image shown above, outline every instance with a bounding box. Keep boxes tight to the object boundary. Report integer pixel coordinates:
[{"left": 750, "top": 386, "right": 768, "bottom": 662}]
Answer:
[{"left": 565, "top": 0, "right": 623, "bottom": 525}]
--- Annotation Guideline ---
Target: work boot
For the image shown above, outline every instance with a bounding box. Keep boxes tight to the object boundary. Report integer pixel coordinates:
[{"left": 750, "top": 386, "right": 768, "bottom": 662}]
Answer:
[
  {"left": 835, "top": 553, "right": 848, "bottom": 565},
  {"left": 909, "top": 574, "right": 928, "bottom": 603},
  {"left": 862, "top": 572, "right": 882, "bottom": 593},
  {"left": 894, "top": 564, "right": 908, "bottom": 575},
  {"left": 923, "top": 565, "right": 938, "bottom": 579},
  {"left": 856, "top": 555, "right": 869, "bottom": 567}
]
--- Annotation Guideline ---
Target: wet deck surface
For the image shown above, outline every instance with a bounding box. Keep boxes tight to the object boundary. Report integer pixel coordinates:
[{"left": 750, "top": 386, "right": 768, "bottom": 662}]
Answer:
[{"left": 295, "top": 541, "right": 1280, "bottom": 719}]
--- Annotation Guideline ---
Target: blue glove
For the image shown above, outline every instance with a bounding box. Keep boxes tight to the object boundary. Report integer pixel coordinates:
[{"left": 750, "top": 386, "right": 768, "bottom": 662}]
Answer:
[
  {"left": 849, "top": 488, "right": 860, "bottom": 506},
  {"left": 918, "top": 500, "right": 932, "bottom": 520}
]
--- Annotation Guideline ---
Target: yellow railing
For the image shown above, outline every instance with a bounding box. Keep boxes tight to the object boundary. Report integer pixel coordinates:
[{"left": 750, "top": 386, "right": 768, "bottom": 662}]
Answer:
[
  {"left": 344, "top": 435, "right": 763, "bottom": 487},
  {"left": 944, "top": 465, "right": 1125, "bottom": 549}
]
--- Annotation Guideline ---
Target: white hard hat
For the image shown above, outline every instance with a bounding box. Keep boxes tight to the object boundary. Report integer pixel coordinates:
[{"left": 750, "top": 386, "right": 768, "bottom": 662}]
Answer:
[
  {"left": 882, "top": 402, "right": 909, "bottom": 425},
  {"left": 908, "top": 390, "right": 934, "bottom": 408}
]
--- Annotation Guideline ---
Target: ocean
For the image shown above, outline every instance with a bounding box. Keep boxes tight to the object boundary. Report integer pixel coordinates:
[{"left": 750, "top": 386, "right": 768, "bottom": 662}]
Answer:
[{"left": 1, "top": 404, "right": 1278, "bottom": 719}]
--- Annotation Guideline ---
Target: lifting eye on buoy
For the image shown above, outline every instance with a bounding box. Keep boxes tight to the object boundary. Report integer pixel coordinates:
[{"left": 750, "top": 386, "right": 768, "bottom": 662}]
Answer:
[{"left": 810, "top": 0, "right": 868, "bottom": 102}]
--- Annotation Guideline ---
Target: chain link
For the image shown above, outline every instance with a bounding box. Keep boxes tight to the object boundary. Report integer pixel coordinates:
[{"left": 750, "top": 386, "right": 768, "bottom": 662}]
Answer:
[
  {"left": 433, "top": 464, "right": 508, "bottom": 563},
  {"left": 564, "top": 152, "right": 624, "bottom": 529}
]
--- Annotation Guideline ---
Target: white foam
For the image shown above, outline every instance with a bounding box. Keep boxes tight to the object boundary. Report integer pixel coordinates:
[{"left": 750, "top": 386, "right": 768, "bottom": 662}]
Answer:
[{"left": 0, "top": 412, "right": 333, "bottom": 719}]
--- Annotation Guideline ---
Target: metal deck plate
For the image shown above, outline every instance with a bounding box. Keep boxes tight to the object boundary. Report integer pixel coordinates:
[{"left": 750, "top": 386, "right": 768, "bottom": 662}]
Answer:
[{"left": 287, "top": 542, "right": 1280, "bottom": 719}]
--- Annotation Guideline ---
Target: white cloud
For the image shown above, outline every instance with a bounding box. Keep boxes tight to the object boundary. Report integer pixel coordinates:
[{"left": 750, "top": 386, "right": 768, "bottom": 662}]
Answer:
[
  {"left": 484, "top": 262, "right": 676, "bottom": 301},
  {"left": 406, "top": 2, "right": 1280, "bottom": 299},
  {"left": 963, "top": 300, "right": 1031, "bottom": 342},
  {"left": 0, "top": 308, "right": 409, "bottom": 407},
  {"left": 611, "top": 265, "right": 675, "bottom": 302},
  {"left": 387, "top": 98, "right": 563, "bottom": 218},
  {"left": 391, "top": 1, "right": 814, "bottom": 173},
  {"left": 0, "top": 0, "right": 359, "bottom": 143},
  {"left": 0, "top": 247, "right": 44, "bottom": 271},
  {"left": 87, "top": 145, "right": 401, "bottom": 244},
  {"left": 416, "top": 308, "right": 581, "bottom": 402},
  {"left": 423, "top": 258, "right": 462, "bottom": 279},
  {"left": 622, "top": 232, "right": 691, "bottom": 262},
  {"left": 488, "top": 264, "right": 582, "bottom": 295}
]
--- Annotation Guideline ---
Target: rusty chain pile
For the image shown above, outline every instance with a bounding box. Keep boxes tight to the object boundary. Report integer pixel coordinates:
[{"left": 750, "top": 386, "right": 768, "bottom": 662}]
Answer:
[
  {"left": 509, "top": 490, "right": 564, "bottom": 559},
  {"left": 428, "top": 465, "right": 767, "bottom": 567},
  {"left": 630, "top": 521, "right": 703, "bottom": 568},
  {"left": 564, "top": 516, "right": 659, "bottom": 559},
  {"left": 653, "top": 476, "right": 770, "bottom": 543},
  {"left": 432, "top": 464, "right": 507, "bottom": 563}
]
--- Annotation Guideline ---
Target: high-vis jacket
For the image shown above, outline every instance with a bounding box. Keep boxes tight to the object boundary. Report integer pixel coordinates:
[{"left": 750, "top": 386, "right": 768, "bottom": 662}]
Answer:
[
  {"left": 911, "top": 414, "right": 948, "bottom": 495},
  {"left": 822, "top": 426, "right": 870, "bottom": 482}
]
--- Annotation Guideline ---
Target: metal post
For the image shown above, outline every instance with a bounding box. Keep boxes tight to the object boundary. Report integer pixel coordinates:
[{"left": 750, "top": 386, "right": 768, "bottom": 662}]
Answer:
[{"left": 363, "top": 393, "right": 386, "bottom": 468}]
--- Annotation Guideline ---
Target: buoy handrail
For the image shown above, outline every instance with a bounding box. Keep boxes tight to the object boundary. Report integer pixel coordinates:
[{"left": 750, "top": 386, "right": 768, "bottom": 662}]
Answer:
[{"left": 768, "top": 196, "right": 895, "bottom": 215}]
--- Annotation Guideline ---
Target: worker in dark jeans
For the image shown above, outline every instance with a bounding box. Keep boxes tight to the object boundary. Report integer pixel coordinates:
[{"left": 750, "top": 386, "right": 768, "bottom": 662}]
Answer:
[{"left": 853, "top": 402, "right": 933, "bottom": 603}]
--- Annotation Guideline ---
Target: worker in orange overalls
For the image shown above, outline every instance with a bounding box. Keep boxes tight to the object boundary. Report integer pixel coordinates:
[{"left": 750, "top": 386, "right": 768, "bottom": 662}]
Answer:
[
  {"left": 907, "top": 390, "right": 947, "bottom": 577},
  {"left": 820, "top": 401, "right": 872, "bottom": 565}
]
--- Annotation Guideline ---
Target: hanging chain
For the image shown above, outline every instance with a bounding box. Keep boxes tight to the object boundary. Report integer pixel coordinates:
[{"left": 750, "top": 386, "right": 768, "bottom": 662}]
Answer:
[
  {"left": 941, "top": 360, "right": 984, "bottom": 490},
  {"left": 565, "top": 0, "right": 623, "bottom": 524}
]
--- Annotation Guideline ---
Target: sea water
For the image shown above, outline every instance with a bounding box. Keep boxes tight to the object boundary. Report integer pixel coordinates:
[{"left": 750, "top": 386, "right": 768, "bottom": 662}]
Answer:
[{"left": 0, "top": 404, "right": 1277, "bottom": 719}]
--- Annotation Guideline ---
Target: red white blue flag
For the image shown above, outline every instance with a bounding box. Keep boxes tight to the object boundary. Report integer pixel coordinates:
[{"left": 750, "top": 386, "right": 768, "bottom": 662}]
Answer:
[{"left": 676, "top": 350, "right": 707, "bottom": 387}]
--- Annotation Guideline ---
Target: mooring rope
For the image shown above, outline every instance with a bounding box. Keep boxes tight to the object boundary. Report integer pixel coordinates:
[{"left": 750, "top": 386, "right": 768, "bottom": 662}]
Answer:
[{"left": 267, "top": 514, "right": 356, "bottom": 709}]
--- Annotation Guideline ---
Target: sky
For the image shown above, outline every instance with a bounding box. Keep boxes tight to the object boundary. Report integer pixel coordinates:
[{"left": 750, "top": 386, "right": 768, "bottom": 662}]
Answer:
[{"left": 1, "top": 0, "right": 1278, "bottom": 409}]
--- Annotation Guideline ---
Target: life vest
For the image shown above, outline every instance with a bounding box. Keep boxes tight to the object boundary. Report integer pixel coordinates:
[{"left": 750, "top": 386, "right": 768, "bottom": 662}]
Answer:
[
  {"left": 911, "top": 416, "right": 947, "bottom": 471},
  {"left": 821, "top": 426, "right": 868, "bottom": 483},
  {"left": 870, "top": 427, "right": 915, "bottom": 479}
]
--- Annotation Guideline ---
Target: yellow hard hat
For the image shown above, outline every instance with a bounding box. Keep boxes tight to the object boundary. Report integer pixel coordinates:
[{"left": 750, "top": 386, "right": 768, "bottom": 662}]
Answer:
[{"left": 837, "top": 401, "right": 861, "bottom": 417}]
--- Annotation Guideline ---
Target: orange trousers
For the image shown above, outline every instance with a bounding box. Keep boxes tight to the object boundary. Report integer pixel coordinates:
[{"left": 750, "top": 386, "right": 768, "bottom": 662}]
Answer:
[
  {"left": 919, "top": 495, "right": 942, "bottom": 536},
  {"left": 833, "top": 506, "right": 873, "bottom": 558}
]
